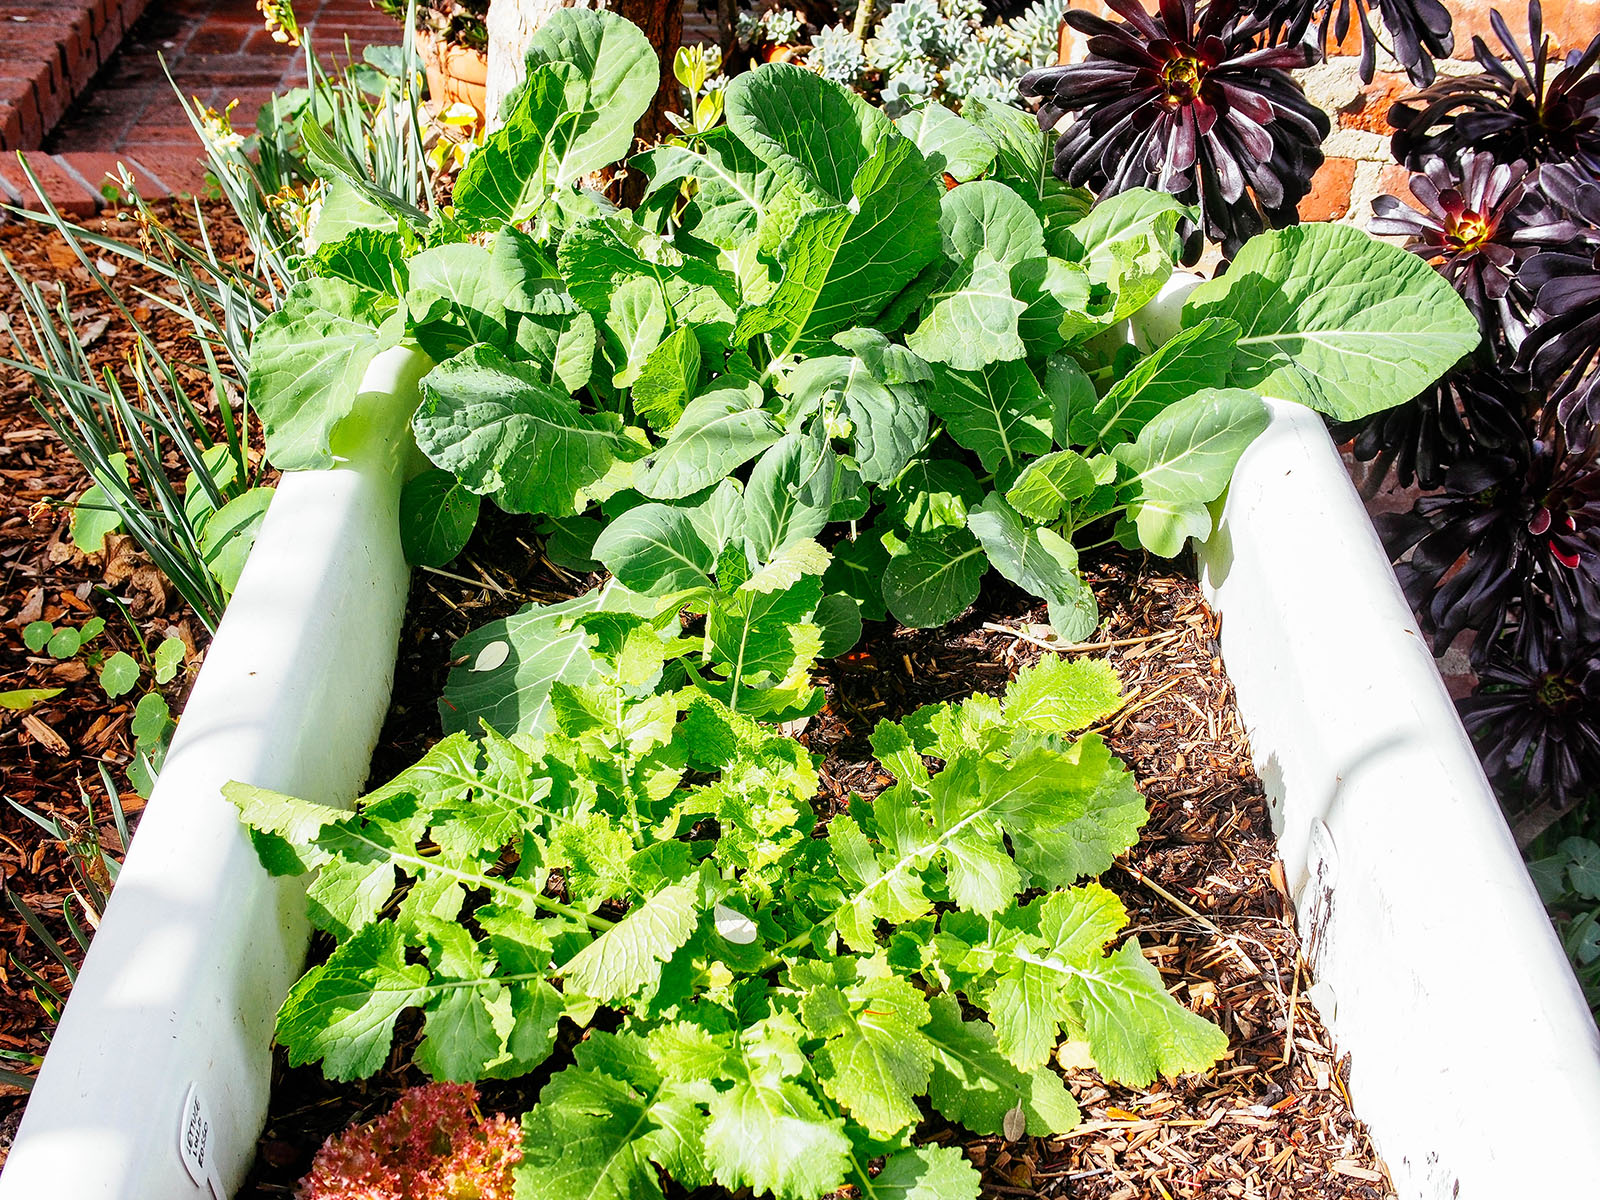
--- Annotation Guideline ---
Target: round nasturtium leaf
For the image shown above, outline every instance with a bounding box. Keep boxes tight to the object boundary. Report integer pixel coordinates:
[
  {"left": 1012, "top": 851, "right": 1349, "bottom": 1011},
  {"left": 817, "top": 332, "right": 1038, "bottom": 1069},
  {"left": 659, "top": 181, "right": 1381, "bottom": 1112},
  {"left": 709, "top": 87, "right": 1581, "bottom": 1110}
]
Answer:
[
  {"left": 400, "top": 469, "right": 482, "bottom": 568},
  {"left": 99, "top": 651, "right": 141, "bottom": 699}
]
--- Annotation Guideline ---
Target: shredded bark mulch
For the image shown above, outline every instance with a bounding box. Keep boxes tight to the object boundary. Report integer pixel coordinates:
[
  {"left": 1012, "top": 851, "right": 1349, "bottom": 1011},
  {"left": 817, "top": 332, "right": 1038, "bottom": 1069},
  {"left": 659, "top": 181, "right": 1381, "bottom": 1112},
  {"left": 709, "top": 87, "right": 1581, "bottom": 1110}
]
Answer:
[
  {"left": 241, "top": 514, "right": 1394, "bottom": 1200},
  {"left": 0, "top": 203, "right": 244, "bottom": 1141}
]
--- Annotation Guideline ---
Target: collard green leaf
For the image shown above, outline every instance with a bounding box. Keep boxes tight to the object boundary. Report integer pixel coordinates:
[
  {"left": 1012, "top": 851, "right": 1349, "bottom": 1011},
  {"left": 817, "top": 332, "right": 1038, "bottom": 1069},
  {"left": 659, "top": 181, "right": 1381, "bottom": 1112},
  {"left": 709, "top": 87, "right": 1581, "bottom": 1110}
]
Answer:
[
  {"left": 938, "top": 180, "right": 1045, "bottom": 268},
  {"left": 593, "top": 502, "right": 717, "bottom": 595},
  {"left": 724, "top": 64, "right": 942, "bottom": 350},
  {"left": 923, "top": 995, "right": 1080, "bottom": 1137},
  {"left": 631, "top": 325, "right": 701, "bottom": 432},
  {"left": 634, "top": 385, "right": 781, "bottom": 500},
  {"left": 248, "top": 279, "right": 391, "bottom": 470},
  {"left": 882, "top": 527, "right": 985, "bottom": 627},
  {"left": 415, "top": 345, "right": 640, "bottom": 517},
  {"left": 1112, "top": 387, "right": 1269, "bottom": 502},
  {"left": 635, "top": 129, "right": 793, "bottom": 252},
  {"left": 1005, "top": 450, "right": 1096, "bottom": 523},
  {"left": 960, "top": 98, "right": 1092, "bottom": 243},
  {"left": 458, "top": 7, "right": 655, "bottom": 229},
  {"left": 309, "top": 228, "right": 405, "bottom": 295},
  {"left": 199, "top": 487, "right": 273, "bottom": 595},
  {"left": 604, "top": 276, "right": 669, "bottom": 389},
  {"left": 745, "top": 431, "right": 837, "bottom": 561},
  {"left": 440, "top": 587, "right": 657, "bottom": 735},
  {"left": 559, "top": 216, "right": 740, "bottom": 328},
  {"left": 1181, "top": 222, "right": 1481, "bottom": 421},
  {"left": 967, "top": 494, "right": 1083, "bottom": 608},
  {"left": 825, "top": 534, "right": 891, "bottom": 621},
  {"left": 399, "top": 468, "right": 480, "bottom": 568},
  {"left": 1060, "top": 189, "right": 1187, "bottom": 321},
  {"left": 404, "top": 242, "right": 511, "bottom": 360},
  {"left": 907, "top": 252, "right": 1027, "bottom": 371},
  {"left": 925, "top": 359, "right": 1053, "bottom": 473},
  {"left": 896, "top": 104, "right": 997, "bottom": 183},
  {"left": 1077, "top": 317, "right": 1241, "bottom": 444}
]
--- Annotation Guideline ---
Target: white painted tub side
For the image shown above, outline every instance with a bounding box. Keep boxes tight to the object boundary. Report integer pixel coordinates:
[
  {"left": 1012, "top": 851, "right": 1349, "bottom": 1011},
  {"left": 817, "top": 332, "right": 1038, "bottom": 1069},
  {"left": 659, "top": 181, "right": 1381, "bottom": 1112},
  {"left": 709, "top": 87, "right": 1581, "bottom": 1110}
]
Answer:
[
  {"left": 0, "top": 346, "right": 428, "bottom": 1200},
  {"left": 1198, "top": 400, "right": 1600, "bottom": 1199}
]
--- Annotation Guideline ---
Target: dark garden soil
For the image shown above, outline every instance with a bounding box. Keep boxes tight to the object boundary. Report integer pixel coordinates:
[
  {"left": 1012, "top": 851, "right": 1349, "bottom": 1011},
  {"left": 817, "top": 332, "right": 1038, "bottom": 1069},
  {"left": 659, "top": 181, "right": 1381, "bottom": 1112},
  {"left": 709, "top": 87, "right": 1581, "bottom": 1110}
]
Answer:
[{"left": 240, "top": 506, "right": 1395, "bottom": 1200}]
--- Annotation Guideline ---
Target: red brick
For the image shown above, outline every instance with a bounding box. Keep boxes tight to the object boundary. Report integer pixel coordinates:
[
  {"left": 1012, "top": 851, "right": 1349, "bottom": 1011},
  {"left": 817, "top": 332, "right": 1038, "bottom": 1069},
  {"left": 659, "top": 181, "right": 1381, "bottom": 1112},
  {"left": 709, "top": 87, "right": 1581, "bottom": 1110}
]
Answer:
[
  {"left": 1299, "top": 157, "right": 1357, "bottom": 222},
  {"left": 0, "top": 101, "right": 22, "bottom": 152},
  {"left": 55, "top": 151, "right": 168, "bottom": 201},
  {"left": 1339, "top": 69, "right": 1414, "bottom": 134},
  {"left": 0, "top": 153, "right": 100, "bottom": 217},
  {"left": 1448, "top": 0, "right": 1600, "bottom": 58},
  {"left": 1378, "top": 163, "right": 1421, "bottom": 209},
  {"left": 123, "top": 148, "right": 208, "bottom": 197}
]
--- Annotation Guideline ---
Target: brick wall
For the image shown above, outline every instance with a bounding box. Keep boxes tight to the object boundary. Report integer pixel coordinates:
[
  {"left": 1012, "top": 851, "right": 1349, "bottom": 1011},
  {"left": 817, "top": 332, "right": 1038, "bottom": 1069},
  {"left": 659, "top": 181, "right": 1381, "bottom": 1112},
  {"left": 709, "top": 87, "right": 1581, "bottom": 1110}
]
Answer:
[
  {"left": 1058, "top": 0, "right": 1599, "bottom": 230},
  {"left": 0, "top": 0, "right": 152, "bottom": 153}
]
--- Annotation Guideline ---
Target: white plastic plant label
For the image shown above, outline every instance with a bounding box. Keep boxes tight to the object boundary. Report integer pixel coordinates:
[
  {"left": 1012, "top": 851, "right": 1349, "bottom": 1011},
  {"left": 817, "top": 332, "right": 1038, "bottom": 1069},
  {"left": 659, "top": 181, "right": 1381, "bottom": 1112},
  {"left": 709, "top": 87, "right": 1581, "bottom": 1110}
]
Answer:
[{"left": 178, "top": 1082, "right": 226, "bottom": 1199}]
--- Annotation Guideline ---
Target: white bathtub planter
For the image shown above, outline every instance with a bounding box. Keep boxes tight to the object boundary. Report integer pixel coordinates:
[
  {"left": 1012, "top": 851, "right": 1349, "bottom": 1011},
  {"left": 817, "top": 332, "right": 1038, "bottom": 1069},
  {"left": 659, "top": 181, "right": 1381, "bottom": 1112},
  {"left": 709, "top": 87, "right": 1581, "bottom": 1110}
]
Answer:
[
  {"left": 6, "top": 308, "right": 1600, "bottom": 1200},
  {"left": 0, "top": 346, "right": 429, "bottom": 1200},
  {"left": 1134, "top": 277, "right": 1600, "bottom": 1198}
]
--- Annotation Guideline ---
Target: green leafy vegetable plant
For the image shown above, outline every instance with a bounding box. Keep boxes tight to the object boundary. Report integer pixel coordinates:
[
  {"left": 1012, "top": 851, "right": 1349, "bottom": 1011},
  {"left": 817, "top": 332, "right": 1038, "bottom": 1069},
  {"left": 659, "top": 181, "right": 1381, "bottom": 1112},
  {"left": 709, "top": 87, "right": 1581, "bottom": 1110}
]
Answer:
[
  {"left": 234, "top": 577, "right": 1224, "bottom": 1199},
  {"left": 249, "top": 7, "right": 1476, "bottom": 635}
]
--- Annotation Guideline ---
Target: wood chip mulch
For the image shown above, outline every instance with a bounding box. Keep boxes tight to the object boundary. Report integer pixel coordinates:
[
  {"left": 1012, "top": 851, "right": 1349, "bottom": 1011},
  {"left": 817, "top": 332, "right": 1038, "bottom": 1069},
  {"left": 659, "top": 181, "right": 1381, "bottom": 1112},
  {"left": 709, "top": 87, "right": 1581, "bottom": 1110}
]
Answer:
[{"left": 0, "top": 204, "right": 243, "bottom": 1142}]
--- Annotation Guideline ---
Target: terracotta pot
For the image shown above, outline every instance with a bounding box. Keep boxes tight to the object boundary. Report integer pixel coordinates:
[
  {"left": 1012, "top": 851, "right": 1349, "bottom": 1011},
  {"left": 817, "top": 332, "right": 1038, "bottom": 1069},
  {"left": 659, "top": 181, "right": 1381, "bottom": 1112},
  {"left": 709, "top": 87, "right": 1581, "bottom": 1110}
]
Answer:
[{"left": 417, "top": 27, "right": 488, "bottom": 130}]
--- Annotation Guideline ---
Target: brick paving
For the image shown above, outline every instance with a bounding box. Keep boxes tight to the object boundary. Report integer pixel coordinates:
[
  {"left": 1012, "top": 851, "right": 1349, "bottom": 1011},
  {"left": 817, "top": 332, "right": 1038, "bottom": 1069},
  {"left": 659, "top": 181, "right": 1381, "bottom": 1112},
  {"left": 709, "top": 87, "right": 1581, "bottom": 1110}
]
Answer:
[{"left": 3, "top": 0, "right": 398, "bottom": 212}]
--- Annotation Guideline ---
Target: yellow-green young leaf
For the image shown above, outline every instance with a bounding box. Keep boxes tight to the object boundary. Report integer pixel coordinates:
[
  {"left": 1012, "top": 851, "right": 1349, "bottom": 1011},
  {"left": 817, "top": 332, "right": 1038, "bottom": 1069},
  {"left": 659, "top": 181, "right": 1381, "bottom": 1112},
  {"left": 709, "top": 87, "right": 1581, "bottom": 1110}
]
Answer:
[
  {"left": 801, "top": 972, "right": 934, "bottom": 1136},
  {"left": 561, "top": 881, "right": 700, "bottom": 1003},
  {"left": 907, "top": 253, "right": 1026, "bottom": 372},
  {"left": 98, "top": 651, "right": 140, "bottom": 699},
  {"left": 923, "top": 995, "right": 1080, "bottom": 1137},
  {"left": 0, "top": 687, "right": 63, "bottom": 711},
  {"left": 1068, "top": 938, "right": 1230, "bottom": 1086},
  {"left": 1005, "top": 450, "right": 1096, "bottom": 523},
  {"left": 1003, "top": 656, "right": 1122, "bottom": 735}
]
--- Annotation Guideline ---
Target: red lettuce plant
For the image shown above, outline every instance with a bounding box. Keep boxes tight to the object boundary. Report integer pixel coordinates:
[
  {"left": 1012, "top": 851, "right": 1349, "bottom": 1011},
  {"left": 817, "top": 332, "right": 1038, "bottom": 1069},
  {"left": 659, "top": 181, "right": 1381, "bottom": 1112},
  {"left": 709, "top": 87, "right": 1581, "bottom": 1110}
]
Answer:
[{"left": 299, "top": 1084, "right": 520, "bottom": 1200}]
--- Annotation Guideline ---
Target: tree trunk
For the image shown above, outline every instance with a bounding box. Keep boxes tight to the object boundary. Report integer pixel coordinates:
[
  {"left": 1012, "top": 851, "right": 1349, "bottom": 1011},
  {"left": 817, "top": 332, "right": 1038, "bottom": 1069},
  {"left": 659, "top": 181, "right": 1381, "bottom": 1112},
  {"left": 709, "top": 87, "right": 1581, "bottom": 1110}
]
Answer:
[{"left": 485, "top": 0, "right": 684, "bottom": 148}]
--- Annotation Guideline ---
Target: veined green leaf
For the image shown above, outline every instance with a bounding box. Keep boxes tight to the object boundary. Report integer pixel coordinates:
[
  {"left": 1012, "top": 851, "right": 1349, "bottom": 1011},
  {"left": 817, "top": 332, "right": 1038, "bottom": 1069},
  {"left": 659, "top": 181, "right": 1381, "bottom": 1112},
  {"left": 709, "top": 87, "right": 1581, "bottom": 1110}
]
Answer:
[
  {"left": 881, "top": 527, "right": 985, "bottom": 628},
  {"left": 562, "top": 881, "right": 701, "bottom": 1003},
  {"left": 896, "top": 104, "right": 997, "bottom": 183},
  {"left": 1182, "top": 222, "right": 1481, "bottom": 421},
  {"left": 414, "top": 344, "right": 641, "bottom": 517},
  {"left": 925, "top": 359, "right": 1053, "bottom": 472},
  {"left": 923, "top": 995, "right": 1080, "bottom": 1137},
  {"left": 1077, "top": 316, "right": 1241, "bottom": 444},
  {"left": 907, "top": 252, "right": 1027, "bottom": 371},
  {"left": 634, "top": 385, "right": 781, "bottom": 500},
  {"left": 593, "top": 502, "right": 717, "bottom": 596}
]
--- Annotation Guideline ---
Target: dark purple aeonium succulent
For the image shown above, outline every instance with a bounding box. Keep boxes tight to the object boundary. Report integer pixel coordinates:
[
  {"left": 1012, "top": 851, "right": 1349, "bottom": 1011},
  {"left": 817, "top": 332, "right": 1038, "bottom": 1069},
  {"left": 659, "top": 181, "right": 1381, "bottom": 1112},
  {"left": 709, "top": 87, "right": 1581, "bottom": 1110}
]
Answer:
[
  {"left": 1517, "top": 162, "right": 1600, "bottom": 427},
  {"left": 1378, "top": 432, "right": 1600, "bottom": 664},
  {"left": 1333, "top": 361, "right": 1529, "bottom": 490},
  {"left": 1369, "top": 150, "right": 1540, "bottom": 347},
  {"left": 1388, "top": 0, "right": 1600, "bottom": 174},
  {"left": 1251, "top": 0, "right": 1453, "bottom": 85},
  {"left": 1019, "top": 0, "right": 1329, "bottom": 261},
  {"left": 1459, "top": 609, "right": 1600, "bottom": 811}
]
